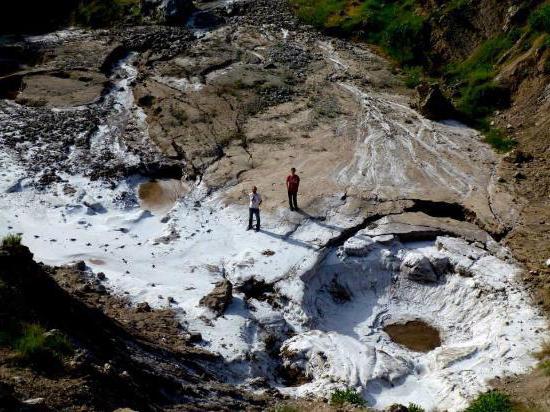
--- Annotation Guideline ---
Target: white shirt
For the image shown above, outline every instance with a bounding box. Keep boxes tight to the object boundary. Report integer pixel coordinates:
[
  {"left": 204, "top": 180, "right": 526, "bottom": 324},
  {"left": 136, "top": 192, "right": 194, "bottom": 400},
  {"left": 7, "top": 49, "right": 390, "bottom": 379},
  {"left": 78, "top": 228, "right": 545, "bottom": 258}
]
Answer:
[{"left": 249, "top": 192, "right": 262, "bottom": 209}]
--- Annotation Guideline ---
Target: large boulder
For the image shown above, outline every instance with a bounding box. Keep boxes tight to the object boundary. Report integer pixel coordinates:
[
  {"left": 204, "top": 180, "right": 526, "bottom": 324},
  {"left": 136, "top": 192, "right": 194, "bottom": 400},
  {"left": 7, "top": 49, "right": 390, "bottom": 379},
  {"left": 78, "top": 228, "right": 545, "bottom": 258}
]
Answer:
[
  {"left": 400, "top": 252, "right": 438, "bottom": 282},
  {"left": 141, "top": 0, "right": 195, "bottom": 23},
  {"left": 199, "top": 279, "right": 233, "bottom": 316},
  {"left": 343, "top": 231, "right": 375, "bottom": 256},
  {"left": 415, "top": 83, "right": 457, "bottom": 121}
]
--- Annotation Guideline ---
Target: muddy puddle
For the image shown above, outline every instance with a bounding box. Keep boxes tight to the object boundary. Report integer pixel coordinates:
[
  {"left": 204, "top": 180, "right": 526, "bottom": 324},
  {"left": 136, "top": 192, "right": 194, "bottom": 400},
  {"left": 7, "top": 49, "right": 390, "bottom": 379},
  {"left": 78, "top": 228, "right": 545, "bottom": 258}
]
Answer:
[
  {"left": 384, "top": 320, "right": 441, "bottom": 352},
  {"left": 138, "top": 179, "right": 188, "bottom": 213}
]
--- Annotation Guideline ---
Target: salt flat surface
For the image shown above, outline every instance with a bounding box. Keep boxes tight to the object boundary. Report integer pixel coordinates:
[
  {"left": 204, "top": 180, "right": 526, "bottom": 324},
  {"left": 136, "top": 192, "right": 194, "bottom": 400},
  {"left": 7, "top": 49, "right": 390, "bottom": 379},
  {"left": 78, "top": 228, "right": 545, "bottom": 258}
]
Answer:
[{"left": 0, "top": 172, "right": 546, "bottom": 410}]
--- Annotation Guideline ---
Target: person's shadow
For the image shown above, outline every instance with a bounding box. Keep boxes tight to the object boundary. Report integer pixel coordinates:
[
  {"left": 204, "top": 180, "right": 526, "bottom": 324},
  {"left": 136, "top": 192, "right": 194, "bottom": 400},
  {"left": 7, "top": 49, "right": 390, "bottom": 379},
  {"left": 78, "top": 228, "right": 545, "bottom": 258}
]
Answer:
[{"left": 258, "top": 228, "right": 318, "bottom": 250}]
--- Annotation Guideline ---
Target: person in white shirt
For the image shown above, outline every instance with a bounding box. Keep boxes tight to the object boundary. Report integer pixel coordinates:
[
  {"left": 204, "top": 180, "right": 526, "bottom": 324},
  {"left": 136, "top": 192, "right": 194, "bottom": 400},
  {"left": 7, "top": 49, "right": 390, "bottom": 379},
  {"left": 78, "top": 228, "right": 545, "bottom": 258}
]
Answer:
[{"left": 247, "top": 186, "right": 262, "bottom": 232}]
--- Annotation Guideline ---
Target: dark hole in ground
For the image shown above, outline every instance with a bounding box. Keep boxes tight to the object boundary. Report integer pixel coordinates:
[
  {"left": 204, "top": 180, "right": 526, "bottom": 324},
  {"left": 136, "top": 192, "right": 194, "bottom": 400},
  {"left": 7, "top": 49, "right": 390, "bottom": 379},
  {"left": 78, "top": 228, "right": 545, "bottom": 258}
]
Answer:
[
  {"left": 406, "top": 199, "right": 473, "bottom": 222},
  {"left": 384, "top": 320, "right": 441, "bottom": 352}
]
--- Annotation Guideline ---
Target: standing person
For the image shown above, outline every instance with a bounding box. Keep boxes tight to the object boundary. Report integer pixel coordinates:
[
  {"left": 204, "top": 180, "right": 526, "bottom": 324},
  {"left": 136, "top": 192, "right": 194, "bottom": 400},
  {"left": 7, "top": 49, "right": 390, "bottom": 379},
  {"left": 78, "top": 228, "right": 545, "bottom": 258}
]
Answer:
[
  {"left": 247, "top": 186, "right": 262, "bottom": 232},
  {"left": 286, "top": 167, "right": 300, "bottom": 211}
]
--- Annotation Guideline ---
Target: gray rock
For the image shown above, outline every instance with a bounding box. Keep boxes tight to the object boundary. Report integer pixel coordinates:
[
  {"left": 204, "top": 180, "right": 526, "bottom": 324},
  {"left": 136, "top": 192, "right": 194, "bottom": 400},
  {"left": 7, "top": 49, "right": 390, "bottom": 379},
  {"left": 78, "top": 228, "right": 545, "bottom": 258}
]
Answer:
[
  {"left": 429, "top": 255, "right": 451, "bottom": 277},
  {"left": 415, "top": 83, "right": 457, "bottom": 121},
  {"left": 136, "top": 302, "right": 152, "bottom": 313},
  {"left": 199, "top": 280, "right": 233, "bottom": 316},
  {"left": 343, "top": 232, "right": 375, "bottom": 256},
  {"left": 400, "top": 252, "right": 438, "bottom": 282}
]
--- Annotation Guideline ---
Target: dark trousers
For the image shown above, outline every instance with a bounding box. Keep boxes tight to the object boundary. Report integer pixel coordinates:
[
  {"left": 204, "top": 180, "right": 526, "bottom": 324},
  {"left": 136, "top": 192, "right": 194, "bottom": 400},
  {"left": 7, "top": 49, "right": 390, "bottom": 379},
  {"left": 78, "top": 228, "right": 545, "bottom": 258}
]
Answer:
[
  {"left": 288, "top": 191, "right": 298, "bottom": 210},
  {"left": 248, "top": 208, "right": 260, "bottom": 229}
]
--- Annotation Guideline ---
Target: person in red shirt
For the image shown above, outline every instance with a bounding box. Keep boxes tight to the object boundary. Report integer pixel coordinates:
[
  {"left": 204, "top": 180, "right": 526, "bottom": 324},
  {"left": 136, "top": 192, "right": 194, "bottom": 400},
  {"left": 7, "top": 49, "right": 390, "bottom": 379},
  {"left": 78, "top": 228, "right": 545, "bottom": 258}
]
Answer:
[{"left": 286, "top": 167, "right": 300, "bottom": 211}]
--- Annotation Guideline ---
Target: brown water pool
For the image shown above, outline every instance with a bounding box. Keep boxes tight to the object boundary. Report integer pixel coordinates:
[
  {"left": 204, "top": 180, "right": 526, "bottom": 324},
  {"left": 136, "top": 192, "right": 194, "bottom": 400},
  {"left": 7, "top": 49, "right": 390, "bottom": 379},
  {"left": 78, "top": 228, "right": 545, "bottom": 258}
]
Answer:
[
  {"left": 138, "top": 179, "right": 188, "bottom": 213},
  {"left": 384, "top": 320, "right": 441, "bottom": 352}
]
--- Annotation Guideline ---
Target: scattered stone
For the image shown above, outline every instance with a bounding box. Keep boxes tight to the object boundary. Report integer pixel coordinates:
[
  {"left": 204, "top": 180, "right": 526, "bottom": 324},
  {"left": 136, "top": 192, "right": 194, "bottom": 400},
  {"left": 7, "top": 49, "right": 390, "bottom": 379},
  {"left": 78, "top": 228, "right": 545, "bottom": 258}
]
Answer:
[
  {"left": 388, "top": 404, "right": 408, "bottom": 412},
  {"left": 97, "top": 272, "right": 106, "bottom": 281},
  {"left": 167, "top": 296, "right": 176, "bottom": 304},
  {"left": 74, "top": 260, "right": 87, "bottom": 271},
  {"left": 136, "top": 302, "right": 152, "bottom": 313},
  {"left": 23, "top": 398, "right": 45, "bottom": 405},
  {"left": 400, "top": 252, "right": 438, "bottom": 282},
  {"left": 188, "top": 332, "right": 202, "bottom": 343},
  {"left": 236, "top": 277, "right": 275, "bottom": 301},
  {"left": 199, "top": 280, "right": 233, "bottom": 316},
  {"left": 262, "top": 249, "right": 275, "bottom": 256}
]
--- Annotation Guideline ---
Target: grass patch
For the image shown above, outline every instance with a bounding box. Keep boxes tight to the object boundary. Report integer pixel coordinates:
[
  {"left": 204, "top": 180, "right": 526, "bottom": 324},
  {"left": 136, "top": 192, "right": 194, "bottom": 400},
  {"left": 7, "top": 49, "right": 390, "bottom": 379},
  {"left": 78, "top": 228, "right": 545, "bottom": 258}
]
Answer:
[
  {"left": 465, "top": 391, "right": 513, "bottom": 412},
  {"left": 14, "top": 324, "right": 73, "bottom": 362},
  {"left": 2, "top": 233, "right": 22, "bottom": 247},
  {"left": 482, "top": 128, "right": 516, "bottom": 153},
  {"left": 530, "top": 4, "right": 550, "bottom": 34},
  {"left": 403, "top": 66, "right": 423, "bottom": 88},
  {"left": 330, "top": 388, "right": 366, "bottom": 407},
  {"left": 445, "top": 32, "right": 520, "bottom": 123},
  {"left": 407, "top": 404, "right": 425, "bottom": 412},
  {"left": 75, "top": 0, "right": 141, "bottom": 28}
]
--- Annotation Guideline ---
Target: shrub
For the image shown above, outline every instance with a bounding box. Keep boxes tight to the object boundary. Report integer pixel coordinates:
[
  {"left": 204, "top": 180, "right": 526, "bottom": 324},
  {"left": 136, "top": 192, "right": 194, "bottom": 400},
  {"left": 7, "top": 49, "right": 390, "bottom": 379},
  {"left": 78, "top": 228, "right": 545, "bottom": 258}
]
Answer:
[
  {"left": 457, "top": 82, "right": 509, "bottom": 119},
  {"left": 530, "top": 4, "right": 550, "bottom": 33},
  {"left": 404, "top": 66, "right": 423, "bottom": 88},
  {"left": 14, "top": 324, "right": 73, "bottom": 362},
  {"left": 330, "top": 388, "right": 366, "bottom": 406},
  {"left": 482, "top": 128, "right": 516, "bottom": 153},
  {"left": 75, "top": 0, "right": 141, "bottom": 28},
  {"left": 289, "top": 0, "right": 426, "bottom": 65},
  {"left": 465, "top": 391, "right": 513, "bottom": 412},
  {"left": 408, "top": 403, "right": 425, "bottom": 412},
  {"left": 1, "top": 233, "right": 22, "bottom": 247},
  {"left": 539, "top": 359, "right": 550, "bottom": 376}
]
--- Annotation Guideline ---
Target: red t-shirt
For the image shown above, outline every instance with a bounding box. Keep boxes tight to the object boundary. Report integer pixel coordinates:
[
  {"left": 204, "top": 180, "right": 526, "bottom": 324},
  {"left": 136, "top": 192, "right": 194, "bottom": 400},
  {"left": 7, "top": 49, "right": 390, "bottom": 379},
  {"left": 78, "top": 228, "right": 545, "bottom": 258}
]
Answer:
[{"left": 286, "top": 174, "right": 300, "bottom": 192}]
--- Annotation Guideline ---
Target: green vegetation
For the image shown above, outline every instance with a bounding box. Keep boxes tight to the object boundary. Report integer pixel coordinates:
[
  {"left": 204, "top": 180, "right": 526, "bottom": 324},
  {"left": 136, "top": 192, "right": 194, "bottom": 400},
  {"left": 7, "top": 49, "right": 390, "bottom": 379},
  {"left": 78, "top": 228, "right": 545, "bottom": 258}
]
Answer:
[
  {"left": 0, "top": 322, "right": 73, "bottom": 364},
  {"left": 529, "top": 4, "right": 550, "bottom": 33},
  {"left": 403, "top": 66, "right": 424, "bottom": 88},
  {"left": 289, "top": 0, "right": 426, "bottom": 64},
  {"left": 482, "top": 128, "right": 516, "bottom": 153},
  {"left": 2, "top": 233, "right": 22, "bottom": 248},
  {"left": 75, "top": 0, "right": 141, "bottom": 28},
  {"left": 407, "top": 403, "right": 425, "bottom": 412},
  {"left": 14, "top": 324, "right": 72, "bottom": 361},
  {"left": 330, "top": 388, "right": 366, "bottom": 406},
  {"left": 465, "top": 391, "right": 513, "bottom": 412},
  {"left": 445, "top": 32, "right": 519, "bottom": 121}
]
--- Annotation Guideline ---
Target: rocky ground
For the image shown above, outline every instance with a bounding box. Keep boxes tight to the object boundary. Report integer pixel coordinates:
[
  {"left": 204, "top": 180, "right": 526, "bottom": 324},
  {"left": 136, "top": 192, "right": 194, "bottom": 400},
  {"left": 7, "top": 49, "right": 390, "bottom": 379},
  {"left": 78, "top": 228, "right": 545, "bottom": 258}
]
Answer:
[{"left": 0, "top": 0, "right": 549, "bottom": 410}]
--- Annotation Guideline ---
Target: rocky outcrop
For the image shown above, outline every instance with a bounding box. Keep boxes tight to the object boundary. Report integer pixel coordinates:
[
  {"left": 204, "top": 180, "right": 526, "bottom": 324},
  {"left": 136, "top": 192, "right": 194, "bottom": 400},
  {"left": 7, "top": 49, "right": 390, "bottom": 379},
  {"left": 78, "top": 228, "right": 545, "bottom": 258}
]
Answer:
[
  {"left": 200, "top": 280, "right": 233, "bottom": 316},
  {"left": 415, "top": 83, "right": 457, "bottom": 121},
  {"left": 400, "top": 252, "right": 438, "bottom": 282}
]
